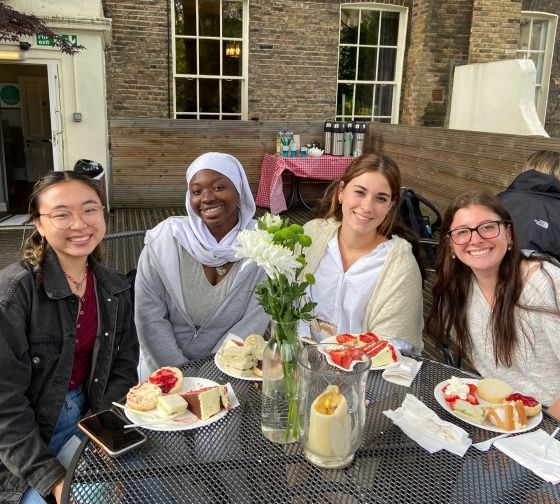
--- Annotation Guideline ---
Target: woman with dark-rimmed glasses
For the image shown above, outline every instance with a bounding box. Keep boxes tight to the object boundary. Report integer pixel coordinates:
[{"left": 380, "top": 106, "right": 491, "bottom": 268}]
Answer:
[
  {"left": 427, "top": 190, "right": 560, "bottom": 420},
  {"left": 0, "top": 171, "right": 138, "bottom": 503}
]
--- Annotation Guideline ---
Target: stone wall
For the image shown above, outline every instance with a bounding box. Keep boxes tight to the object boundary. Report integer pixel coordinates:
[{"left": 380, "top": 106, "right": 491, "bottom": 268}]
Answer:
[
  {"left": 401, "top": 0, "right": 473, "bottom": 126},
  {"left": 468, "top": 0, "right": 522, "bottom": 63},
  {"left": 103, "top": 0, "right": 170, "bottom": 119},
  {"left": 521, "top": 0, "right": 560, "bottom": 137}
]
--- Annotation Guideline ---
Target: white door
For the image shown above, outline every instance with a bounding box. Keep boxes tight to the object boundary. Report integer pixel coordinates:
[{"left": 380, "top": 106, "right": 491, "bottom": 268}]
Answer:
[
  {"left": 47, "top": 61, "right": 63, "bottom": 171},
  {"left": 20, "top": 75, "right": 53, "bottom": 181}
]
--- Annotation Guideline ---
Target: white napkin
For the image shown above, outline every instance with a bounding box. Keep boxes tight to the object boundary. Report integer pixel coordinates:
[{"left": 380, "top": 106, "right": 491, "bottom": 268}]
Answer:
[
  {"left": 494, "top": 429, "right": 560, "bottom": 484},
  {"left": 383, "top": 394, "right": 471, "bottom": 456},
  {"left": 382, "top": 356, "right": 422, "bottom": 387}
]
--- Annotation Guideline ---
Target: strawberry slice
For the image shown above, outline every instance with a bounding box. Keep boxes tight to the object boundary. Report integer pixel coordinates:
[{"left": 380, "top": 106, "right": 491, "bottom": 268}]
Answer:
[
  {"left": 341, "top": 352, "right": 353, "bottom": 370},
  {"left": 327, "top": 349, "right": 344, "bottom": 367},
  {"left": 336, "top": 333, "right": 357, "bottom": 345},
  {"left": 468, "top": 383, "right": 477, "bottom": 394},
  {"left": 359, "top": 332, "right": 378, "bottom": 344},
  {"left": 466, "top": 393, "right": 479, "bottom": 405}
]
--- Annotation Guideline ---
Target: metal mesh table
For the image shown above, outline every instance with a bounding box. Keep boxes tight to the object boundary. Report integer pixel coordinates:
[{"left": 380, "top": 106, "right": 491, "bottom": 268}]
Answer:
[{"left": 64, "top": 356, "right": 560, "bottom": 503}]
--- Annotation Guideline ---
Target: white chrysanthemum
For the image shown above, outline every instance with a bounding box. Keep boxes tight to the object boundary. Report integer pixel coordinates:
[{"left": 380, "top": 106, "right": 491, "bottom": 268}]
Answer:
[
  {"left": 234, "top": 229, "right": 301, "bottom": 282},
  {"left": 259, "top": 212, "right": 283, "bottom": 229}
]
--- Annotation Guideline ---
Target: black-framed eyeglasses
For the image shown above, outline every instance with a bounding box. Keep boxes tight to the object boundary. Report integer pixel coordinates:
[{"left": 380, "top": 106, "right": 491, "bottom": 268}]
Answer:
[
  {"left": 447, "top": 220, "right": 509, "bottom": 245},
  {"left": 38, "top": 205, "right": 105, "bottom": 230}
]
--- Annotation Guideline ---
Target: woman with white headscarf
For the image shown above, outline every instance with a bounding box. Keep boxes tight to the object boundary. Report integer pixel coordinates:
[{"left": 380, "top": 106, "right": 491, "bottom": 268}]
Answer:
[{"left": 135, "top": 152, "right": 270, "bottom": 372}]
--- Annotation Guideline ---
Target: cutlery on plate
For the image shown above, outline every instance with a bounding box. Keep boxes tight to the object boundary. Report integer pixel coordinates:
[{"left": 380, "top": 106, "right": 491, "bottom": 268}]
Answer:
[
  {"left": 472, "top": 432, "right": 511, "bottom": 451},
  {"left": 124, "top": 412, "right": 185, "bottom": 429},
  {"left": 111, "top": 402, "right": 159, "bottom": 419}
]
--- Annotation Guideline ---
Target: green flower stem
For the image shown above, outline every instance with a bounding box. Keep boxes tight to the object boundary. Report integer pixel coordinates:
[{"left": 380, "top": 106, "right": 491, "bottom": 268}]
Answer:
[{"left": 277, "top": 329, "right": 300, "bottom": 442}]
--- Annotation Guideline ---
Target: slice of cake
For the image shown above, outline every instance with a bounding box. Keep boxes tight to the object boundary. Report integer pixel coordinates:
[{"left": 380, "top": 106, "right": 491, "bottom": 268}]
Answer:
[
  {"left": 363, "top": 340, "right": 397, "bottom": 367},
  {"left": 181, "top": 385, "right": 230, "bottom": 421},
  {"left": 156, "top": 394, "right": 188, "bottom": 417}
]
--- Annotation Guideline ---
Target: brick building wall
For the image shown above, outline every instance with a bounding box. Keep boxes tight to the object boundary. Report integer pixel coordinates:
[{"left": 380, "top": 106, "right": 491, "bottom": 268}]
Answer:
[
  {"left": 521, "top": 0, "right": 560, "bottom": 137},
  {"left": 468, "top": 0, "right": 522, "bottom": 63},
  {"left": 103, "top": 0, "right": 170, "bottom": 119},
  {"left": 401, "top": 0, "right": 473, "bottom": 126}
]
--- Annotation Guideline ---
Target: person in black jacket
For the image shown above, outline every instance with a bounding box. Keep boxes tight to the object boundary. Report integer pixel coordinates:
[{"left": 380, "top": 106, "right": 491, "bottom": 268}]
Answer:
[
  {"left": 0, "top": 172, "right": 138, "bottom": 504},
  {"left": 498, "top": 150, "right": 560, "bottom": 261}
]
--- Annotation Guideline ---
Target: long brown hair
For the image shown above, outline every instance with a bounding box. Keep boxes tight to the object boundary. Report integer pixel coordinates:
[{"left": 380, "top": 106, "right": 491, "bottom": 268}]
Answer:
[
  {"left": 22, "top": 171, "right": 104, "bottom": 279},
  {"left": 316, "top": 153, "right": 427, "bottom": 280},
  {"left": 426, "top": 190, "right": 559, "bottom": 366}
]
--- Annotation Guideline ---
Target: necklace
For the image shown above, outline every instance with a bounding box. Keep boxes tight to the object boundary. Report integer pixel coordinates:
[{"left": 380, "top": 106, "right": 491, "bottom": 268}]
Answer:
[
  {"left": 65, "top": 264, "right": 88, "bottom": 291},
  {"left": 216, "top": 264, "right": 227, "bottom": 277}
]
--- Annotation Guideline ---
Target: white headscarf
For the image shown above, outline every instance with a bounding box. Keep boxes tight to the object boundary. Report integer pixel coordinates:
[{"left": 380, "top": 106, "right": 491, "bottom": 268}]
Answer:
[{"left": 170, "top": 152, "right": 256, "bottom": 266}]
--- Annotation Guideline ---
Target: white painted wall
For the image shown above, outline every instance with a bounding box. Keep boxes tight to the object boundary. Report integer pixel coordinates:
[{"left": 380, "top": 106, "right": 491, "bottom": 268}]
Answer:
[
  {"left": 449, "top": 59, "right": 548, "bottom": 137},
  {"left": 1, "top": 1, "right": 111, "bottom": 200}
]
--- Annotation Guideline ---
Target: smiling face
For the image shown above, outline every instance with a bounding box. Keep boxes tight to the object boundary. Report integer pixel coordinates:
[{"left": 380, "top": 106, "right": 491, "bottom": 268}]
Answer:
[
  {"left": 338, "top": 171, "right": 394, "bottom": 238},
  {"left": 449, "top": 204, "right": 512, "bottom": 278},
  {"left": 188, "top": 169, "right": 240, "bottom": 241},
  {"left": 34, "top": 180, "right": 106, "bottom": 267}
]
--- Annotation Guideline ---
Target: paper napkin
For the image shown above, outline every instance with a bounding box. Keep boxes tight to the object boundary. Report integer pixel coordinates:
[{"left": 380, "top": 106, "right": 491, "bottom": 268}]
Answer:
[
  {"left": 494, "top": 429, "right": 560, "bottom": 484},
  {"left": 383, "top": 394, "right": 471, "bottom": 456},
  {"left": 382, "top": 356, "right": 422, "bottom": 387}
]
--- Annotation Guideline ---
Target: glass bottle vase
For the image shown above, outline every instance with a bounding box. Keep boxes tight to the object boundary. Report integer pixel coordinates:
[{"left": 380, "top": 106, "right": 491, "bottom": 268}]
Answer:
[{"left": 261, "top": 320, "right": 302, "bottom": 444}]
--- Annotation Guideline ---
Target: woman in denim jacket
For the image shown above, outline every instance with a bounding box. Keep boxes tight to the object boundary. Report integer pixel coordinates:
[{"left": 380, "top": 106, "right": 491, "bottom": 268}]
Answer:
[{"left": 0, "top": 172, "right": 138, "bottom": 503}]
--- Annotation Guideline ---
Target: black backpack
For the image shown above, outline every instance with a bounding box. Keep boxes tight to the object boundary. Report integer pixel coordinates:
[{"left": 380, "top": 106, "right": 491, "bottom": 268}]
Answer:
[{"left": 397, "top": 188, "right": 442, "bottom": 239}]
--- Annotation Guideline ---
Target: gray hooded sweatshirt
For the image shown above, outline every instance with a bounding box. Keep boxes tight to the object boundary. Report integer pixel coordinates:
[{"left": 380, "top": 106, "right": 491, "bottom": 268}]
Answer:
[{"left": 135, "top": 217, "right": 270, "bottom": 371}]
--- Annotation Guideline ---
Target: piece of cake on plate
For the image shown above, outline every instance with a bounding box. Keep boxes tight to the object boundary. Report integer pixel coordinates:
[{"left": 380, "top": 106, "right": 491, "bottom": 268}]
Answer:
[
  {"left": 181, "top": 385, "right": 231, "bottom": 421},
  {"left": 363, "top": 340, "right": 397, "bottom": 367}
]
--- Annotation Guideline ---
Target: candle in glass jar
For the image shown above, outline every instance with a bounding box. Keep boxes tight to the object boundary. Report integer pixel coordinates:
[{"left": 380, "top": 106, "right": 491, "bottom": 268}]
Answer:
[{"left": 307, "top": 385, "right": 351, "bottom": 457}]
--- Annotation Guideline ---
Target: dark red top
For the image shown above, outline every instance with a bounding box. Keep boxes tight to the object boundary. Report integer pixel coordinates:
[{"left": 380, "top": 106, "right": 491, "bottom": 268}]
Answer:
[{"left": 69, "top": 267, "right": 98, "bottom": 390}]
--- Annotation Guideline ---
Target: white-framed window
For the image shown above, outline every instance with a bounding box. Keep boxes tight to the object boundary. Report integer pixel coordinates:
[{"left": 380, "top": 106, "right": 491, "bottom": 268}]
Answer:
[
  {"left": 172, "top": 0, "right": 248, "bottom": 119},
  {"left": 517, "top": 12, "right": 558, "bottom": 124},
  {"left": 336, "top": 4, "right": 408, "bottom": 123}
]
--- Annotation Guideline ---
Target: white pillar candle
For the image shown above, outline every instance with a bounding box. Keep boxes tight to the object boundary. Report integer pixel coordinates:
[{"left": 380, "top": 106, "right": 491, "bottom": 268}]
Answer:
[{"left": 307, "top": 385, "right": 351, "bottom": 457}]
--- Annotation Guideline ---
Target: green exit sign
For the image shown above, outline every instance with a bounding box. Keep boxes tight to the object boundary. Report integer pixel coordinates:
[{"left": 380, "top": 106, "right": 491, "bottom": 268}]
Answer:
[{"left": 36, "top": 34, "right": 78, "bottom": 47}]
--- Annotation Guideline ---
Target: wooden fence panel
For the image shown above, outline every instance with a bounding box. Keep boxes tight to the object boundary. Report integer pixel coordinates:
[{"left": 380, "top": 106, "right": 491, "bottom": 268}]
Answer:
[{"left": 109, "top": 119, "right": 325, "bottom": 208}]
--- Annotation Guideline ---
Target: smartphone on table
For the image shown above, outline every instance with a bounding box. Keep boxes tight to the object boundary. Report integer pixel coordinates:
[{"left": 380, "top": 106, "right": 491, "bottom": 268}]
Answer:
[{"left": 78, "top": 410, "right": 147, "bottom": 457}]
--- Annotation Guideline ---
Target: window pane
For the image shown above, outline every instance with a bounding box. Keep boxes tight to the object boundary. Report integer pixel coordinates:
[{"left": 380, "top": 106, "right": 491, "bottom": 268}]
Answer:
[
  {"left": 380, "top": 11, "right": 399, "bottom": 46},
  {"left": 378, "top": 48, "right": 396, "bottom": 80},
  {"left": 337, "top": 83, "right": 353, "bottom": 116},
  {"left": 359, "top": 10, "right": 379, "bottom": 45},
  {"left": 375, "top": 84, "right": 393, "bottom": 116},
  {"left": 223, "top": 41, "right": 243, "bottom": 76},
  {"left": 530, "top": 52, "right": 545, "bottom": 83},
  {"left": 223, "top": 1, "right": 243, "bottom": 38},
  {"left": 200, "top": 39, "right": 220, "bottom": 75},
  {"left": 200, "top": 114, "right": 220, "bottom": 119},
  {"left": 199, "top": 78, "right": 219, "bottom": 111},
  {"left": 531, "top": 20, "right": 547, "bottom": 51},
  {"left": 338, "top": 46, "right": 357, "bottom": 80},
  {"left": 176, "top": 78, "right": 197, "bottom": 112},
  {"left": 518, "top": 18, "right": 530, "bottom": 50},
  {"left": 175, "top": 0, "right": 196, "bottom": 36},
  {"left": 175, "top": 38, "right": 197, "bottom": 74},
  {"left": 222, "top": 80, "right": 241, "bottom": 113},
  {"left": 358, "top": 47, "right": 376, "bottom": 81},
  {"left": 340, "top": 9, "right": 359, "bottom": 44},
  {"left": 355, "top": 84, "right": 373, "bottom": 116},
  {"left": 199, "top": 0, "right": 220, "bottom": 37},
  {"left": 221, "top": 115, "right": 242, "bottom": 120},
  {"left": 177, "top": 115, "right": 198, "bottom": 119}
]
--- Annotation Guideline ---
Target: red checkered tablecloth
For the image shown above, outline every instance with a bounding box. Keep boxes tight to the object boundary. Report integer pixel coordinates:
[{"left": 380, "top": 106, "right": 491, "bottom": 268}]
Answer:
[{"left": 255, "top": 153, "right": 353, "bottom": 214}]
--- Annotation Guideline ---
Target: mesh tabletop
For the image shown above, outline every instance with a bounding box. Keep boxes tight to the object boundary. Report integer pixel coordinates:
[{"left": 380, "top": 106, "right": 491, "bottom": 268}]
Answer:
[{"left": 65, "top": 356, "right": 560, "bottom": 504}]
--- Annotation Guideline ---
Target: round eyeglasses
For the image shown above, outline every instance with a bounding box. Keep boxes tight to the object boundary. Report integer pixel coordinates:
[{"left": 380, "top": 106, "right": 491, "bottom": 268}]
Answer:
[
  {"left": 447, "top": 220, "right": 508, "bottom": 245},
  {"left": 38, "top": 205, "right": 105, "bottom": 230}
]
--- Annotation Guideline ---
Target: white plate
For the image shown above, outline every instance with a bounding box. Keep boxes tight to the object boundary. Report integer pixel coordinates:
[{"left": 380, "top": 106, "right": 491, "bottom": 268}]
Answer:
[
  {"left": 214, "top": 335, "right": 262, "bottom": 382},
  {"left": 124, "top": 377, "right": 231, "bottom": 431},
  {"left": 434, "top": 379, "right": 543, "bottom": 434},
  {"left": 320, "top": 335, "right": 401, "bottom": 370}
]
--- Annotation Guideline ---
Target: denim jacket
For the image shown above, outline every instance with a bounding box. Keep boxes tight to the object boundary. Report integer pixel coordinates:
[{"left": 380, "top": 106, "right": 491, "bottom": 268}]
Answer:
[{"left": 0, "top": 252, "right": 139, "bottom": 503}]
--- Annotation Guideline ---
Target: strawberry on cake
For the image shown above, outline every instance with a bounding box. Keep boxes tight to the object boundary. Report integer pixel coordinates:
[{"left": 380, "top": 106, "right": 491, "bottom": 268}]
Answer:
[{"left": 362, "top": 340, "right": 397, "bottom": 367}]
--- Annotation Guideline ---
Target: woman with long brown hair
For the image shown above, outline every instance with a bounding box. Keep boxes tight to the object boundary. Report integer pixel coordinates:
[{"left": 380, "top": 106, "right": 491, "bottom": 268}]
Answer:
[
  {"left": 0, "top": 171, "right": 138, "bottom": 503},
  {"left": 427, "top": 190, "right": 560, "bottom": 419},
  {"left": 299, "top": 153, "right": 425, "bottom": 353}
]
